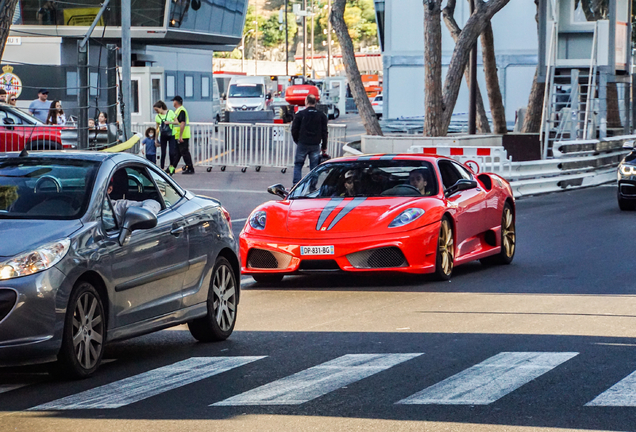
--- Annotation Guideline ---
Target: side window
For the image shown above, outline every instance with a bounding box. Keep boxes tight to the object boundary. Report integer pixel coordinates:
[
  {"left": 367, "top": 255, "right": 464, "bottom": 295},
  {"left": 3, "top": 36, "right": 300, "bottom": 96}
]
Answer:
[
  {"left": 108, "top": 166, "right": 161, "bottom": 204},
  {"left": 438, "top": 161, "right": 462, "bottom": 189},
  {"left": 452, "top": 162, "right": 473, "bottom": 180},
  {"left": 4, "top": 110, "right": 24, "bottom": 125},
  {"left": 102, "top": 195, "right": 117, "bottom": 231},
  {"left": 148, "top": 169, "right": 182, "bottom": 208}
]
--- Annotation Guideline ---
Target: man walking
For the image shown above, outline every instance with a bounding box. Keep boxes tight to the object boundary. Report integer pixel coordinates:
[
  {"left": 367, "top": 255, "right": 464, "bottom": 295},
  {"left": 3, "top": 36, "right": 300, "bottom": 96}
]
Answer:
[
  {"left": 291, "top": 94, "right": 328, "bottom": 185},
  {"left": 170, "top": 96, "right": 195, "bottom": 174},
  {"left": 29, "top": 89, "right": 50, "bottom": 122}
]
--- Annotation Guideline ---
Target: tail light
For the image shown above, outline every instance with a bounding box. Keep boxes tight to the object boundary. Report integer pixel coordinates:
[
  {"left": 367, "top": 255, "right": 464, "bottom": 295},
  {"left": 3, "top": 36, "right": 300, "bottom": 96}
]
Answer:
[{"left": 221, "top": 206, "right": 232, "bottom": 229}]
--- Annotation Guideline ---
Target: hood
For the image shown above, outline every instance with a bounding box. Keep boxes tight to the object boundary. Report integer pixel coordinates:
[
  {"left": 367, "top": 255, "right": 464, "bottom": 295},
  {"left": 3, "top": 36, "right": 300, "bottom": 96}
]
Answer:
[{"left": 0, "top": 219, "right": 83, "bottom": 258}]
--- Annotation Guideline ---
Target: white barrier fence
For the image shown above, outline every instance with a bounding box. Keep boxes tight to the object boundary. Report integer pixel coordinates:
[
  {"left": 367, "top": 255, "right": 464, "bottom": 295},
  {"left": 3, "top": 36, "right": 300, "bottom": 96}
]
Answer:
[{"left": 132, "top": 122, "right": 347, "bottom": 173}]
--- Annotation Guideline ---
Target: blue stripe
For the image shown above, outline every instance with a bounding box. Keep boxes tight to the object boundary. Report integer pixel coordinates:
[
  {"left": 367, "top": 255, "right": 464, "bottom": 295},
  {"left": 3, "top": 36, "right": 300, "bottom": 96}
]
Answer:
[
  {"left": 357, "top": 156, "right": 374, "bottom": 161},
  {"left": 327, "top": 197, "right": 367, "bottom": 230},
  {"left": 316, "top": 198, "right": 344, "bottom": 231},
  {"left": 379, "top": 154, "right": 397, "bottom": 160}
]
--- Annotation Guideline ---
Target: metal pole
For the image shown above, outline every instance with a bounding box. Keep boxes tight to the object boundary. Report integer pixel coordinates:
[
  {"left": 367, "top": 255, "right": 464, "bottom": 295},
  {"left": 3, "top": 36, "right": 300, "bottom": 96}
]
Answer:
[
  {"left": 468, "top": 0, "right": 477, "bottom": 135},
  {"left": 107, "top": 44, "right": 118, "bottom": 145},
  {"left": 327, "top": 0, "right": 331, "bottom": 77},
  {"left": 303, "top": 0, "right": 307, "bottom": 77},
  {"left": 285, "top": 0, "right": 288, "bottom": 76},
  {"left": 121, "top": 0, "right": 132, "bottom": 141},
  {"left": 77, "top": 41, "right": 89, "bottom": 149}
]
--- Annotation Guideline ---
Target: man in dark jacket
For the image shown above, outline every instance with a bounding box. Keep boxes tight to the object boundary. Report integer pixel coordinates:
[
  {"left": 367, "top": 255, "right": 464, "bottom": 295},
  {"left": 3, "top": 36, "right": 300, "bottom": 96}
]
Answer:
[{"left": 291, "top": 94, "right": 328, "bottom": 185}]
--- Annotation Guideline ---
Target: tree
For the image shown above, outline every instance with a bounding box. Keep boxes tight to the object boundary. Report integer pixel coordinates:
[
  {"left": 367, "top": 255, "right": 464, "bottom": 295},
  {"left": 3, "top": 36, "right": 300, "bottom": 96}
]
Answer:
[
  {"left": 331, "top": 0, "right": 383, "bottom": 136},
  {"left": 521, "top": 0, "right": 545, "bottom": 133},
  {"left": 0, "top": 0, "right": 19, "bottom": 60},
  {"left": 424, "top": 0, "right": 511, "bottom": 136}
]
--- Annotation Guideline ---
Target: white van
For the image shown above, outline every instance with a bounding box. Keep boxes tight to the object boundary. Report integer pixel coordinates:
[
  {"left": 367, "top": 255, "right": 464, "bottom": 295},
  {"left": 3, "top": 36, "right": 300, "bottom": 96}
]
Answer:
[{"left": 225, "top": 76, "right": 273, "bottom": 112}]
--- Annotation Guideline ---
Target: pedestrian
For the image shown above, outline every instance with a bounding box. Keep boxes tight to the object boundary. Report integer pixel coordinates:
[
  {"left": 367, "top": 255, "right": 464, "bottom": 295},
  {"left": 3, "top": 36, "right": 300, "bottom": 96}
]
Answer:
[
  {"left": 0, "top": 89, "right": 6, "bottom": 103},
  {"left": 8, "top": 95, "right": 17, "bottom": 106},
  {"left": 45, "top": 100, "right": 66, "bottom": 126},
  {"left": 88, "top": 118, "right": 96, "bottom": 129},
  {"left": 291, "top": 94, "right": 328, "bottom": 185},
  {"left": 170, "top": 96, "right": 195, "bottom": 175},
  {"left": 153, "top": 100, "right": 178, "bottom": 172},
  {"left": 29, "top": 89, "right": 50, "bottom": 123},
  {"left": 141, "top": 127, "right": 157, "bottom": 164},
  {"left": 97, "top": 112, "right": 108, "bottom": 130}
]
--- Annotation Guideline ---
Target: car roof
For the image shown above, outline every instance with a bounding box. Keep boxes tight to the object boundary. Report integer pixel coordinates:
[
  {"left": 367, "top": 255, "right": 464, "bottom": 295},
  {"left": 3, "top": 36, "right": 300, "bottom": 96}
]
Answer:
[
  {"left": 328, "top": 154, "right": 447, "bottom": 164},
  {"left": 0, "top": 151, "right": 120, "bottom": 162}
]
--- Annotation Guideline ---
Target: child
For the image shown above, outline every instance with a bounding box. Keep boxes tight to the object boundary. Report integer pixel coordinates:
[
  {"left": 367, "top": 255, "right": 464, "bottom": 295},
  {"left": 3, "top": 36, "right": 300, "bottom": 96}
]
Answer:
[{"left": 141, "top": 127, "right": 157, "bottom": 164}]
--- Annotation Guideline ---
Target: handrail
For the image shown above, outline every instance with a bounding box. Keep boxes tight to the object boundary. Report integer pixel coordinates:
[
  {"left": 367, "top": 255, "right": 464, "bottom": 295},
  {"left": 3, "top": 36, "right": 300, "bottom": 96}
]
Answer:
[
  {"left": 583, "top": 22, "right": 598, "bottom": 140},
  {"left": 540, "top": 20, "right": 558, "bottom": 159}
]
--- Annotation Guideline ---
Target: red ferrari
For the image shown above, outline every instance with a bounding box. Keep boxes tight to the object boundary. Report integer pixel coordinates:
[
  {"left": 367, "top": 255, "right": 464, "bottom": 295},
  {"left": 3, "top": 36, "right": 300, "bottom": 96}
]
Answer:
[{"left": 240, "top": 154, "right": 516, "bottom": 283}]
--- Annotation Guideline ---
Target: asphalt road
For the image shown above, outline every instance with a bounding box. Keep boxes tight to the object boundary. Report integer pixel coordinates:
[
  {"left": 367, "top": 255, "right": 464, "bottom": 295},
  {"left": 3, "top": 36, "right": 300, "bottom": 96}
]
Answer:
[{"left": 1, "top": 171, "right": 636, "bottom": 431}]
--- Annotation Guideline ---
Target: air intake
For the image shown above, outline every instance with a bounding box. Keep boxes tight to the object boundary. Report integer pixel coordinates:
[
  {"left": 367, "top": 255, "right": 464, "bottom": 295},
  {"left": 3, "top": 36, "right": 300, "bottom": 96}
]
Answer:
[
  {"left": 347, "top": 247, "right": 408, "bottom": 269},
  {"left": 247, "top": 249, "right": 292, "bottom": 270}
]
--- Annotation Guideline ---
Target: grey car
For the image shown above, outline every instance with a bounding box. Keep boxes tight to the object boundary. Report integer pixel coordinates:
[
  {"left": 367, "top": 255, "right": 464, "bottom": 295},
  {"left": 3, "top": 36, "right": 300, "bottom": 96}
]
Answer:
[{"left": 0, "top": 151, "right": 240, "bottom": 378}]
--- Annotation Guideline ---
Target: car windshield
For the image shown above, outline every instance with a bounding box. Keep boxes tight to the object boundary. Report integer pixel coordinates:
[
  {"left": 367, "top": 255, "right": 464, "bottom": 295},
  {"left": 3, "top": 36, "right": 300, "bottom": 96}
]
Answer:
[
  {"left": 228, "top": 84, "right": 264, "bottom": 98},
  {"left": 289, "top": 160, "right": 439, "bottom": 199},
  {"left": 0, "top": 158, "right": 99, "bottom": 219}
]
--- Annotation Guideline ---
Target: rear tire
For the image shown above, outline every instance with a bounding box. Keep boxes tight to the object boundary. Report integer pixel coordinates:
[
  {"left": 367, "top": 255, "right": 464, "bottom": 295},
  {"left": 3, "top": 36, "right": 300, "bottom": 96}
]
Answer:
[
  {"left": 252, "top": 274, "right": 284, "bottom": 284},
  {"left": 433, "top": 217, "right": 454, "bottom": 281},
  {"left": 26, "top": 140, "right": 60, "bottom": 151},
  {"left": 481, "top": 202, "right": 516, "bottom": 265},
  {"left": 188, "top": 257, "right": 238, "bottom": 342}
]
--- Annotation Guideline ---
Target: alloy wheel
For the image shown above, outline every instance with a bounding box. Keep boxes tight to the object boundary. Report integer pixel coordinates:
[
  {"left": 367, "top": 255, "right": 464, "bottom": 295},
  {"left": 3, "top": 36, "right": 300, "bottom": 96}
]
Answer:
[
  {"left": 72, "top": 292, "right": 104, "bottom": 370},
  {"left": 502, "top": 207, "right": 516, "bottom": 258},
  {"left": 212, "top": 264, "right": 236, "bottom": 332},
  {"left": 439, "top": 219, "right": 454, "bottom": 276}
]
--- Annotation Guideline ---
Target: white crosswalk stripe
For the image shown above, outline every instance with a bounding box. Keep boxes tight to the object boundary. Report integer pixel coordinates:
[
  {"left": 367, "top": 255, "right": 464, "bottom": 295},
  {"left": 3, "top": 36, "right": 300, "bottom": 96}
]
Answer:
[
  {"left": 586, "top": 370, "right": 636, "bottom": 407},
  {"left": 0, "top": 384, "right": 28, "bottom": 395},
  {"left": 397, "top": 352, "right": 578, "bottom": 405},
  {"left": 212, "top": 353, "right": 422, "bottom": 406},
  {"left": 31, "top": 356, "right": 265, "bottom": 410}
]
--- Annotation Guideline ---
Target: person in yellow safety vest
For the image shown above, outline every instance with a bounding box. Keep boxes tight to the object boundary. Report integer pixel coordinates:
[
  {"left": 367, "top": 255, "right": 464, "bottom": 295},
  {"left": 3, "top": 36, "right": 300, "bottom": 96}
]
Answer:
[{"left": 169, "top": 95, "right": 195, "bottom": 174}]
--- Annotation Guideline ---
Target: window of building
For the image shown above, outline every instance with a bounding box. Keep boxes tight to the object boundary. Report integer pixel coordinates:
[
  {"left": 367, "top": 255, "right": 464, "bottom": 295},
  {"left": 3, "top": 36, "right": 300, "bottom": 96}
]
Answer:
[
  {"left": 185, "top": 75, "right": 194, "bottom": 98},
  {"left": 166, "top": 75, "right": 175, "bottom": 98},
  {"left": 66, "top": 71, "right": 78, "bottom": 96},
  {"left": 201, "top": 76, "right": 210, "bottom": 98},
  {"left": 131, "top": 79, "right": 140, "bottom": 114},
  {"left": 90, "top": 72, "right": 99, "bottom": 97}
]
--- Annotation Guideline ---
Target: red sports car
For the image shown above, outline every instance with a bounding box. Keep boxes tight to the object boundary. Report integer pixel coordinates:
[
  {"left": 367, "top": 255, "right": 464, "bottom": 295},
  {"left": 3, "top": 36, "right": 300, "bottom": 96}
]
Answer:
[{"left": 240, "top": 154, "right": 516, "bottom": 283}]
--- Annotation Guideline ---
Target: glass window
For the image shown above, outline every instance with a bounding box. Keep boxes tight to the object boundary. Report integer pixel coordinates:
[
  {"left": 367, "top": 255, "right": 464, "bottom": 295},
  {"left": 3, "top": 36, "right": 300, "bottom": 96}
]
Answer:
[
  {"left": 66, "top": 71, "right": 78, "bottom": 96},
  {"left": 228, "top": 83, "right": 264, "bottom": 98},
  {"left": 0, "top": 108, "right": 25, "bottom": 125},
  {"left": 201, "top": 76, "right": 210, "bottom": 98},
  {"left": 102, "top": 194, "right": 117, "bottom": 231},
  {"left": 185, "top": 75, "right": 194, "bottom": 98},
  {"left": 152, "top": 78, "right": 161, "bottom": 104},
  {"left": 148, "top": 169, "right": 182, "bottom": 208},
  {"left": 452, "top": 162, "right": 473, "bottom": 180},
  {"left": 131, "top": 79, "right": 140, "bottom": 114},
  {"left": 166, "top": 75, "right": 176, "bottom": 98},
  {"left": 438, "top": 160, "right": 463, "bottom": 189},
  {"left": 90, "top": 72, "right": 99, "bottom": 97}
]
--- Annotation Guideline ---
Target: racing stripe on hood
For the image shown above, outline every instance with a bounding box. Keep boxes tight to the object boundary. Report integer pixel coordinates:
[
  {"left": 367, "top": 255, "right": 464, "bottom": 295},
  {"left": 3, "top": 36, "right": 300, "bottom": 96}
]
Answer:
[
  {"left": 326, "top": 197, "right": 367, "bottom": 230},
  {"left": 316, "top": 197, "right": 344, "bottom": 231}
]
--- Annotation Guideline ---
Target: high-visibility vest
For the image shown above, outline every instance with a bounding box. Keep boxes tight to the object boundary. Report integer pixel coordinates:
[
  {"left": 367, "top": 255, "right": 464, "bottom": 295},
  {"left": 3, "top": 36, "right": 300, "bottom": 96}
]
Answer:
[{"left": 174, "top": 105, "right": 190, "bottom": 140}]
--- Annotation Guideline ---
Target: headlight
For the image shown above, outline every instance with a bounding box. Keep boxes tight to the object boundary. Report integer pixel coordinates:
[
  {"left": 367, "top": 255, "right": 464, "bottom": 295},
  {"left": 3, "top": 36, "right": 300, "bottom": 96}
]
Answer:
[
  {"left": 620, "top": 165, "right": 636, "bottom": 176},
  {"left": 249, "top": 211, "right": 267, "bottom": 230},
  {"left": 389, "top": 208, "right": 425, "bottom": 228},
  {"left": 0, "top": 239, "right": 71, "bottom": 280},
  {"left": 226, "top": 103, "right": 235, "bottom": 112}
]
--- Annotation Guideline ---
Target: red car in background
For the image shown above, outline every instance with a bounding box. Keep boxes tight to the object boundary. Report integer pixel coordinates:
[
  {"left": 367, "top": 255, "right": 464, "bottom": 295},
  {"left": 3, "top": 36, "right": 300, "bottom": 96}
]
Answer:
[
  {"left": 240, "top": 154, "right": 516, "bottom": 283},
  {"left": 0, "top": 103, "right": 73, "bottom": 152}
]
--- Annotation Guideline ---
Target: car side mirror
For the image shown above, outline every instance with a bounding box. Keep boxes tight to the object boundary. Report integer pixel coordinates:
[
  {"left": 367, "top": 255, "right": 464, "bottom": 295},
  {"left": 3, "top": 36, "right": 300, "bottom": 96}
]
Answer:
[
  {"left": 118, "top": 206, "right": 158, "bottom": 246},
  {"left": 267, "top": 183, "right": 288, "bottom": 200},
  {"left": 445, "top": 179, "right": 478, "bottom": 197},
  {"left": 3, "top": 117, "right": 15, "bottom": 125},
  {"left": 222, "top": 93, "right": 227, "bottom": 100}
]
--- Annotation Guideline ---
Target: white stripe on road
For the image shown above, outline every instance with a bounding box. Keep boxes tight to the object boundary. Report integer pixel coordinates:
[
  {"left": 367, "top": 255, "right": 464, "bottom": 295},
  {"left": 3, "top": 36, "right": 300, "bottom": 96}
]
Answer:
[
  {"left": 31, "top": 356, "right": 265, "bottom": 410},
  {"left": 586, "top": 370, "right": 636, "bottom": 406},
  {"left": 212, "top": 353, "right": 422, "bottom": 406},
  {"left": 0, "top": 384, "right": 28, "bottom": 395},
  {"left": 397, "top": 352, "right": 578, "bottom": 406}
]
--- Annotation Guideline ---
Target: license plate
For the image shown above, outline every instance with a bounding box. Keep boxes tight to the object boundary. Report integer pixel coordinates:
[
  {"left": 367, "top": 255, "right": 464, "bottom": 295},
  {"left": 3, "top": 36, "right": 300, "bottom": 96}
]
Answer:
[{"left": 300, "top": 245, "right": 334, "bottom": 256}]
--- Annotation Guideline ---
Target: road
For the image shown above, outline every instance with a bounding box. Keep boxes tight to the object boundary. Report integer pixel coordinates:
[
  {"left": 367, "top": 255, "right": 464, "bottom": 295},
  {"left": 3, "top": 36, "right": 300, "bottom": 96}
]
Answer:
[{"left": 1, "top": 166, "right": 635, "bottom": 431}]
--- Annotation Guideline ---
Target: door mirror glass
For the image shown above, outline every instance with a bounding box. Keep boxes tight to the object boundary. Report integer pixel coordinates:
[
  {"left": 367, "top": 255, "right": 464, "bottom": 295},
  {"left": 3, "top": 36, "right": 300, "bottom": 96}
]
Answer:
[
  {"left": 118, "top": 206, "right": 158, "bottom": 245},
  {"left": 267, "top": 183, "right": 288, "bottom": 199},
  {"left": 445, "top": 179, "right": 478, "bottom": 197}
]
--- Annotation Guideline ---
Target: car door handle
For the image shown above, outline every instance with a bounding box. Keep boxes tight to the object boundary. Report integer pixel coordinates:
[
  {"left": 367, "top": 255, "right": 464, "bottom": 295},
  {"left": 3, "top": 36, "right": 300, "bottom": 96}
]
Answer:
[{"left": 170, "top": 226, "right": 185, "bottom": 236}]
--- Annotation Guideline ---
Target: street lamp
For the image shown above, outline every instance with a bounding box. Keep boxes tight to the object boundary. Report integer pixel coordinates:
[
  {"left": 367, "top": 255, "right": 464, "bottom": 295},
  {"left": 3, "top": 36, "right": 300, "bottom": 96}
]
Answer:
[{"left": 241, "top": 29, "right": 255, "bottom": 73}]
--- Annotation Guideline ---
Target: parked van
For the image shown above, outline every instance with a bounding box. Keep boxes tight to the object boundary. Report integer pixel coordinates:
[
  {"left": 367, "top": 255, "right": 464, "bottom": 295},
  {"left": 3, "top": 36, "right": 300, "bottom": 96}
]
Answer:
[{"left": 225, "top": 76, "right": 273, "bottom": 112}]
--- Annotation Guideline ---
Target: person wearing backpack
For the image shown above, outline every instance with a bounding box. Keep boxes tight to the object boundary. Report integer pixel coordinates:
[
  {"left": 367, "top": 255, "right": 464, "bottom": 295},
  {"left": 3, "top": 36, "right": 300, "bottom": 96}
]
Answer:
[
  {"left": 153, "top": 100, "right": 178, "bottom": 173},
  {"left": 291, "top": 94, "right": 329, "bottom": 185}
]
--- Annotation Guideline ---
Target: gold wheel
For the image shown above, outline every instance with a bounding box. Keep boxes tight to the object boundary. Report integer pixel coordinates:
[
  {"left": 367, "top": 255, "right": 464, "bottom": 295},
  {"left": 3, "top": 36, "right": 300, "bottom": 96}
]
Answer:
[
  {"left": 438, "top": 218, "right": 454, "bottom": 277},
  {"left": 501, "top": 206, "right": 515, "bottom": 259}
]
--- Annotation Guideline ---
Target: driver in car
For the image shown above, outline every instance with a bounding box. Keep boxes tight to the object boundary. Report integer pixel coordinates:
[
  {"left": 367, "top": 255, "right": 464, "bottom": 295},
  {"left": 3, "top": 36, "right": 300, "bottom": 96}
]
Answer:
[
  {"left": 340, "top": 170, "right": 357, "bottom": 197},
  {"left": 409, "top": 169, "right": 432, "bottom": 196},
  {"left": 107, "top": 172, "right": 161, "bottom": 223}
]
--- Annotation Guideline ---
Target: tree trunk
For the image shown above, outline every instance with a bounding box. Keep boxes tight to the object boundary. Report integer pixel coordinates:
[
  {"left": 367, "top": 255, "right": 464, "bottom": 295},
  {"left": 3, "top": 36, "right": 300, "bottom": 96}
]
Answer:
[
  {"left": 423, "top": 0, "right": 444, "bottom": 137},
  {"left": 331, "top": 0, "right": 383, "bottom": 136},
  {"left": 521, "top": 68, "right": 545, "bottom": 133},
  {"left": 0, "top": 0, "right": 19, "bottom": 60},
  {"left": 480, "top": 21, "right": 506, "bottom": 134},
  {"left": 441, "top": 0, "right": 511, "bottom": 132},
  {"left": 442, "top": 0, "right": 491, "bottom": 134}
]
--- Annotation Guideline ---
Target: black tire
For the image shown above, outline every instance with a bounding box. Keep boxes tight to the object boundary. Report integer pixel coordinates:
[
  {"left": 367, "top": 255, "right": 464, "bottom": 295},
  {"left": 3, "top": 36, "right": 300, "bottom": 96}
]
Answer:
[
  {"left": 481, "top": 202, "right": 516, "bottom": 266},
  {"left": 53, "top": 281, "right": 106, "bottom": 379},
  {"left": 26, "top": 140, "right": 61, "bottom": 151},
  {"left": 188, "top": 257, "right": 238, "bottom": 342},
  {"left": 433, "top": 217, "right": 454, "bottom": 281},
  {"left": 618, "top": 196, "right": 636, "bottom": 211},
  {"left": 252, "top": 274, "right": 284, "bottom": 284},
  {"left": 333, "top": 108, "right": 340, "bottom": 119},
  {"left": 207, "top": 167, "right": 212, "bottom": 172}
]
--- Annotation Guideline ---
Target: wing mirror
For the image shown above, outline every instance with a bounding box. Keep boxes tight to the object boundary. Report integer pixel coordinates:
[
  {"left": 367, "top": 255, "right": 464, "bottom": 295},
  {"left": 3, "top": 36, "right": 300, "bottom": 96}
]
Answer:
[
  {"left": 445, "top": 179, "right": 478, "bottom": 197},
  {"left": 118, "top": 206, "right": 158, "bottom": 246},
  {"left": 2, "top": 117, "right": 15, "bottom": 126},
  {"left": 267, "top": 183, "right": 288, "bottom": 200}
]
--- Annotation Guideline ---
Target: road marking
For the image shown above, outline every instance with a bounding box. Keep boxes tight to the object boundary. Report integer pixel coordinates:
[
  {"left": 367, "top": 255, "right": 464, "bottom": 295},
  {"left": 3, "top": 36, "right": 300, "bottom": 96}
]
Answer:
[
  {"left": 212, "top": 353, "right": 422, "bottom": 406},
  {"left": 586, "top": 370, "right": 636, "bottom": 406},
  {"left": 0, "top": 384, "right": 28, "bottom": 395},
  {"left": 397, "top": 352, "right": 578, "bottom": 405},
  {"left": 191, "top": 188, "right": 269, "bottom": 194},
  {"left": 31, "top": 356, "right": 265, "bottom": 410}
]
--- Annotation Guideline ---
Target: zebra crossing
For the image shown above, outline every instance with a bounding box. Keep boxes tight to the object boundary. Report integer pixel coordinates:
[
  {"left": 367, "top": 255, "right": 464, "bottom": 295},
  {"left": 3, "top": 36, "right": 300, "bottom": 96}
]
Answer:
[{"left": 2, "top": 351, "right": 636, "bottom": 410}]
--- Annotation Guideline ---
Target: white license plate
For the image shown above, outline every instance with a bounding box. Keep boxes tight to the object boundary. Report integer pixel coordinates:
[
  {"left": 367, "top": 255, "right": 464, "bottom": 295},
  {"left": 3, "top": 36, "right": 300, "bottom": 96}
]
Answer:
[{"left": 300, "top": 245, "right": 334, "bottom": 256}]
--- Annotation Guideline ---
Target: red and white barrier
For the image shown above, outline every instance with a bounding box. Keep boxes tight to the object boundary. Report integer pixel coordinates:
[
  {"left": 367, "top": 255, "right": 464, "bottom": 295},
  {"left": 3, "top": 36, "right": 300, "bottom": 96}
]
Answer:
[{"left": 408, "top": 145, "right": 512, "bottom": 175}]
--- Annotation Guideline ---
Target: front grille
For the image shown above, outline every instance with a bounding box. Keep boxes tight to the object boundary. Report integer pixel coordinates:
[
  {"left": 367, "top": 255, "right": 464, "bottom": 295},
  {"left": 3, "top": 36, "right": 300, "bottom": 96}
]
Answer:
[
  {"left": 247, "top": 249, "right": 292, "bottom": 269},
  {"left": 621, "top": 184, "right": 636, "bottom": 197},
  {"left": 298, "top": 260, "right": 340, "bottom": 271},
  {"left": 347, "top": 247, "right": 408, "bottom": 269},
  {"left": 0, "top": 289, "right": 17, "bottom": 322}
]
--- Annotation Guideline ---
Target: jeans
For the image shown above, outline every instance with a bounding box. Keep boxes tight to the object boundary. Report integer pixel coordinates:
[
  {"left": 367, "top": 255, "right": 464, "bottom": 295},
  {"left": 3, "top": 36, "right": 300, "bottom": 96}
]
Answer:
[
  {"left": 293, "top": 143, "right": 321, "bottom": 185},
  {"left": 159, "top": 135, "right": 178, "bottom": 169},
  {"left": 174, "top": 138, "right": 194, "bottom": 172}
]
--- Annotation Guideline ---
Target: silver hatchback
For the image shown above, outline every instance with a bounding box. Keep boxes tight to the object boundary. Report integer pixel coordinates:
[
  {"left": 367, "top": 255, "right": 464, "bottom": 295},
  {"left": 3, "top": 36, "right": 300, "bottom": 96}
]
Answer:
[{"left": 0, "top": 151, "right": 240, "bottom": 378}]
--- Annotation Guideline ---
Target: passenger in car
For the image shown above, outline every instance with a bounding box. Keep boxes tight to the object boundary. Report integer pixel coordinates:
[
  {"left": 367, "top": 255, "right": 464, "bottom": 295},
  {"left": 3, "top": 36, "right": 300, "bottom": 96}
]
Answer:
[
  {"left": 107, "top": 171, "right": 161, "bottom": 223},
  {"left": 409, "top": 169, "right": 432, "bottom": 196}
]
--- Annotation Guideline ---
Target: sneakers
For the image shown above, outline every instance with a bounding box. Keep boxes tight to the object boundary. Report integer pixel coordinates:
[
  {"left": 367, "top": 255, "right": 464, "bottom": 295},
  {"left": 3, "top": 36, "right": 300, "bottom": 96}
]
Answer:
[
  {"left": 182, "top": 169, "right": 195, "bottom": 175},
  {"left": 167, "top": 166, "right": 176, "bottom": 176}
]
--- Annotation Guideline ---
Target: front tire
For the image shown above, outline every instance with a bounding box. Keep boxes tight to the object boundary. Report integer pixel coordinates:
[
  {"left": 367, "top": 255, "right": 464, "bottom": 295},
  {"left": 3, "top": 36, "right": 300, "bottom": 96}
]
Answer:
[
  {"left": 188, "top": 257, "right": 238, "bottom": 342},
  {"left": 54, "top": 281, "right": 105, "bottom": 379},
  {"left": 481, "top": 202, "right": 516, "bottom": 265},
  {"left": 433, "top": 217, "right": 454, "bottom": 281}
]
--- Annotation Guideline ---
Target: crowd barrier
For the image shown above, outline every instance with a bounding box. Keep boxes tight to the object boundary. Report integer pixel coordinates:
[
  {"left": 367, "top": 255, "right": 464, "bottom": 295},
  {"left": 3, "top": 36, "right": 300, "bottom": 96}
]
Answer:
[
  {"left": 132, "top": 122, "right": 347, "bottom": 173},
  {"left": 0, "top": 125, "right": 71, "bottom": 152},
  {"left": 408, "top": 144, "right": 513, "bottom": 176}
]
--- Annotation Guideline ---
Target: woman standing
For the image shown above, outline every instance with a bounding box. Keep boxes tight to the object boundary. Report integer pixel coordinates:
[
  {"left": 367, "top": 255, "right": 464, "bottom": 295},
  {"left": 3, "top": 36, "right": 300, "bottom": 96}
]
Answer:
[
  {"left": 153, "top": 100, "right": 178, "bottom": 172},
  {"left": 45, "top": 100, "right": 66, "bottom": 126}
]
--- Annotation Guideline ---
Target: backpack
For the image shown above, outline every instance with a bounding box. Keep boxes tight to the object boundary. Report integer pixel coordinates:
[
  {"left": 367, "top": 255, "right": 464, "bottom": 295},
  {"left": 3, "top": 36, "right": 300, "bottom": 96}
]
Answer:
[{"left": 159, "top": 115, "right": 172, "bottom": 138}]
